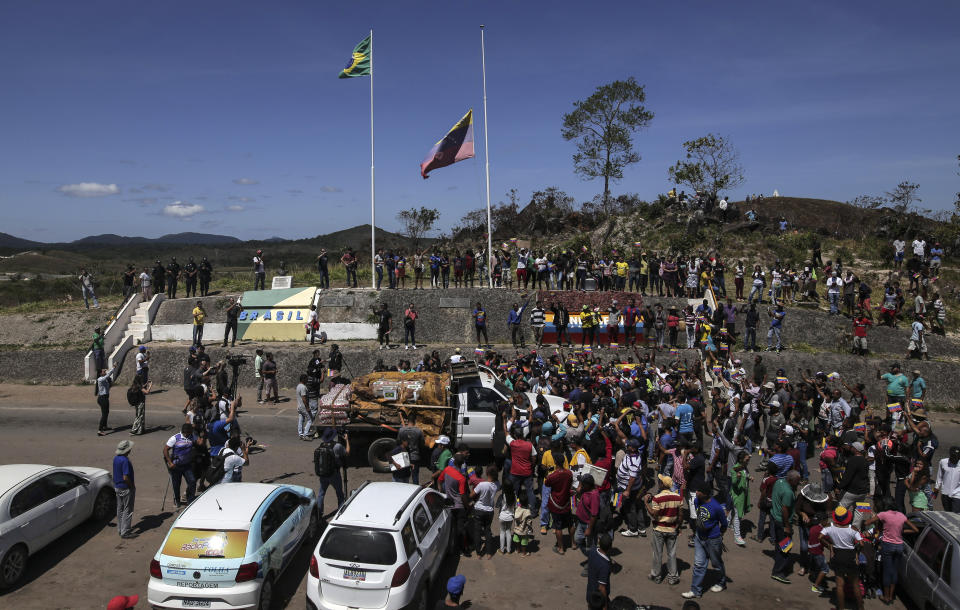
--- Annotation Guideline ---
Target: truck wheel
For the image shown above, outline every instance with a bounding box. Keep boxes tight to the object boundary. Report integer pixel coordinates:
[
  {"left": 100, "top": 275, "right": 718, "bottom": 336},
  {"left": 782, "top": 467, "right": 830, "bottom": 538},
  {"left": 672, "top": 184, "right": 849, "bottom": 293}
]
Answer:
[{"left": 368, "top": 437, "right": 397, "bottom": 474}]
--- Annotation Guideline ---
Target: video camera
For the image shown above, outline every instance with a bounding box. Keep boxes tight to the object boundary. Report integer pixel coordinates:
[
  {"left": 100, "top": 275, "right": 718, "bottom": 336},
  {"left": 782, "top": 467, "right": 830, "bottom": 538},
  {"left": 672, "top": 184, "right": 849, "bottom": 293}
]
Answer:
[{"left": 227, "top": 354, "right": 248, "bottom": 367}]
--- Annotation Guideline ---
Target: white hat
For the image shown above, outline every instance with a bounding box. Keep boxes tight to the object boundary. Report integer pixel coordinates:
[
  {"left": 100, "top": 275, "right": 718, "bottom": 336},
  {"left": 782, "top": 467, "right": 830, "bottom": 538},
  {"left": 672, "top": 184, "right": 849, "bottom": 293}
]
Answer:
[
  {"left": 436, "top": 435, "right": 450, "bottom": 445},
  {"left": 783, "top": 425, "right": 795, "bottom": 436}
]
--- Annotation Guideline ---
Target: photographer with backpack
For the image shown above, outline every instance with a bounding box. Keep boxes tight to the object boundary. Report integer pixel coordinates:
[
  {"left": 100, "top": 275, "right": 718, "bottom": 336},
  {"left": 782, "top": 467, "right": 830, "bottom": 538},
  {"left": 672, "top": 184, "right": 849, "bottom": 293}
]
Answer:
[
  {"left": 314, "top": 427, "right": 350, "bottom": 515},
  {"left": 163, "top": 423, "right": 203, "bottom": 508}
]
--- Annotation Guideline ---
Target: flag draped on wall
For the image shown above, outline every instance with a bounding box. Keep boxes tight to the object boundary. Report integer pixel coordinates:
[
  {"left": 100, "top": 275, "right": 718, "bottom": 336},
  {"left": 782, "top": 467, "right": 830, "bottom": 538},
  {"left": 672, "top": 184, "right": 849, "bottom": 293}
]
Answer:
[
  {"left": 420, "top": 109, "right": 475, "bottom": 179},
  {"left": 339, "top": 35, "right": 371, "bottom": 78}
]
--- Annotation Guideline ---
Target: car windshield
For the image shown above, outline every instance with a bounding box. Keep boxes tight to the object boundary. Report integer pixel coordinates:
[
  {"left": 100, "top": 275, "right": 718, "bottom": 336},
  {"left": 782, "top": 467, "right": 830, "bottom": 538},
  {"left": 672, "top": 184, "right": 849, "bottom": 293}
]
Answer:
[
  {"left": 162, "top": 529, "right": 249, "bottom": 559},
  {"left": 319, "top": 527, "right": 398, "bottom": 565}
]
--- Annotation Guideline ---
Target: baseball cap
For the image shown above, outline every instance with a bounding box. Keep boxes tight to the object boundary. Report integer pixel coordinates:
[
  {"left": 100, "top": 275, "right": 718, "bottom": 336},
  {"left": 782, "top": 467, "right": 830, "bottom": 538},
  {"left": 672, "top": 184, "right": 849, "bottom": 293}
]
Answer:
[
  {"left": 447, "top": 574, "right": 466, "bottom": 595},
  {"left": 436, "top": 435, "right": 450, "bottom": 445},
  {"left": 139, "top": 346, "right": 146, "bottom": 352},
  {"left": 851, "top": 441, "right": 865, "bottom": 452},
  {"left": 320, "top": 427, "right": 338, "bottom": 443},
  {"left": 657, "top": 474, "right": 673, "bottom": 488},
  {"left": 627, "top": 438, "right": 642, "bottom": 449}
]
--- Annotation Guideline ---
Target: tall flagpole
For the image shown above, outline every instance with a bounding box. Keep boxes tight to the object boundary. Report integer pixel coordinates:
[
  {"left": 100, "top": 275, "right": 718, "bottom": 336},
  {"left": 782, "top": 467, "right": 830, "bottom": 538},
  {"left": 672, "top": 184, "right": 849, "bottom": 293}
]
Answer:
[
  {"left": 480, "top": 25, "right": 493, "bottom": 288},
  {"left": 369, "top": 28, "right": 376, "bottom": 289}
]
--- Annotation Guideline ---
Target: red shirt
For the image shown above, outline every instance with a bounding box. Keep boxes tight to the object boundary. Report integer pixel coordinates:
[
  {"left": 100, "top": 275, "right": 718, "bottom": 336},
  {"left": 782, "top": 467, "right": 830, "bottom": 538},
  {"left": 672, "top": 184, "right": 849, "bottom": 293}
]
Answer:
[
  {"left": 808, "top": 524, "right": 824, "bottom": 556},
  {"left": 545, "top": 469, "right": 573, "bottom": 514},
  {"left": 509, "top": 439, "right": 535, "bottom": 476},
  {"left": 853, "top": 317, "right": 871, "bottom": 337}
]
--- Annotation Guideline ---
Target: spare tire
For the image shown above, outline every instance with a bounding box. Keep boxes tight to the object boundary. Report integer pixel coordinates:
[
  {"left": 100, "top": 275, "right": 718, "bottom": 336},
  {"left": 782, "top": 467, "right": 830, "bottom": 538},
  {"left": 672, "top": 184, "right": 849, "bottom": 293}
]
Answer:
[{"left": 368, "top": 437, "right": 397, "bottom": 474}]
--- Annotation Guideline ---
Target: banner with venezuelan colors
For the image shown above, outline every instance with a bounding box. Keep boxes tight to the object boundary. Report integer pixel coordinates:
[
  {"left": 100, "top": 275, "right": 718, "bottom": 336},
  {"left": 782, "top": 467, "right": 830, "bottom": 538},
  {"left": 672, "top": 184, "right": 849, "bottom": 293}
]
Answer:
[
  {"left": 420, "top": 109, "right": 475, "bottom": 178},
  {"left": 237, "top": 287, "right": 318, "bottom": 341}
]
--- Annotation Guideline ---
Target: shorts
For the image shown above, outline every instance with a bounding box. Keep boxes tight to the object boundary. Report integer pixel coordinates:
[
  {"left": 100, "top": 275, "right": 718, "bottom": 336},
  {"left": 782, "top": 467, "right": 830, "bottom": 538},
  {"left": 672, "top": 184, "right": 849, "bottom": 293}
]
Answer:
[
  {"left": 830, "top": 548, "right": 859, "bottom": 579},
  {"left": 550, "top": 511, "right": 573, "bottom": 530},
  {"left": 811, "top": 553, "right": 830, "bottom": 575},
  {"left": 853, "top": 336, "right": 867, "bottom": 350},
  {"left": 894, "top": 252, "right": 904, "bottom": 262},
  {"left": 512, "top": 534, "right": 530, "bottom": 546},
  {"left": 908, "top": 339, "right": 927, "bottom": 353}
]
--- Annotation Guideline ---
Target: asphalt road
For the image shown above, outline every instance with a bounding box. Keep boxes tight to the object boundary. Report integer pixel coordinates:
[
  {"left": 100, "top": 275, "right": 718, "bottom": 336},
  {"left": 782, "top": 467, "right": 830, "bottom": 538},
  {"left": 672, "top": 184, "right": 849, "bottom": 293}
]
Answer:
[{"left": 1, "top": 384, "right": 956, "bottom": 609}]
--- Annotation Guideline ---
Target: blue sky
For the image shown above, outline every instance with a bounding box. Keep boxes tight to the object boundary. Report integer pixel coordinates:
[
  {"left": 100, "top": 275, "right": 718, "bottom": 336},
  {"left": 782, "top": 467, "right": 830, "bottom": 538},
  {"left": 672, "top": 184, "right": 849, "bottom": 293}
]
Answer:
[{"left": 1, "top": 0, "right": 958, "bottom": 242}]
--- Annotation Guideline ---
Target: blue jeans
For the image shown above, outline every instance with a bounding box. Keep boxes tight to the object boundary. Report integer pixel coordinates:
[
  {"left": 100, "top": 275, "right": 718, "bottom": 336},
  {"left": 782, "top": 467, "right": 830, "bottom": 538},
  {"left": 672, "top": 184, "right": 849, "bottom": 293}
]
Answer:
[
  {"left": 767, "top": 326, "right": 782, "bottom": 350},
  {"left": 82, "top": 285, "right": 99, "bottom": 309},
  {"left": 297, "top": 403, "right": 315, "bottom": 437},
  {"left": 375, "top": 267, "right": 383, "bottom": 289},
  {"left": 511, "top": 474, "right": 536, "bottom": 513},
  {"left": 169, "top": 465, "right": 196, "bottom": 505},
  {"left": 821, "top": 468, "right": 834, "bottom": 494},
  {"left": 748, "top": 285, "right": 762, "bottom": 304},
  {"left": 192, "top": 324, "right": 203, "bottom": 346},
  {"left": 691, "top": 536, "right": 726, "bottom": 595},
  {"left": 881, "top": 542, "right": 903, "bottom": 587},
  {"left": 828, "top": 292, "right": 840, "bottom": 314},
  {"left": 540, "top": 484, "right": 552, "bottom": 527},
  {"left": 744, "top": 327, "right": 756, "bottom": 350},
  {"left": 318, "top": 472, "right": 345, "bottom": 513},
  {"left": 574, "top": 520, "right": 597, "bottom": 557},
  {"left": 771, "top": 521, "right": 792, "bottom": 577},
  {"left": 796, "top": 441, "right": 809, "bottom": 479}
]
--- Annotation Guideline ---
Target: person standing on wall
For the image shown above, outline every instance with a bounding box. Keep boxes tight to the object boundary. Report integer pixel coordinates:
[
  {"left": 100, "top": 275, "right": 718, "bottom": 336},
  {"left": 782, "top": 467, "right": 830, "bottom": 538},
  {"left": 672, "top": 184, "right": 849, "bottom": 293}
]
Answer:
[
  {"left": 183, "top": 257, "right": 198, "bottom": 298},
  {"left": 198, "top": 256, "right": 213, "bottom": 297},
  {"left": 165, "top": 257, "right": 181, "bottom": 299},
  {"left": 253, "top": 250, "right": 266, "bottom": 290},
  {"left": 79, "top": 268, "right": 100, "bottom": 309},
  {"left": 316, "top": 248, "right": 330, "bottom": 289},
  {"left": 403, "top": 303, "right": 418, "bottom": 349},
  {"left": 138, "top": 266, "right": 153, "bottom": 301},
  {"left": 222, "top": 298, "right": 242, "bottom": 347}
]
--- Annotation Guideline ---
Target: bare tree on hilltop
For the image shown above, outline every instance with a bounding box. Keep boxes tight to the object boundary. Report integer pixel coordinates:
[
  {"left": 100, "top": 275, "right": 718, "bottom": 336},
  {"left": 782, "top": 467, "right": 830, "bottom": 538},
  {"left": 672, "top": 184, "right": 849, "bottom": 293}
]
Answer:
[
  {"left": 668, "top": 133, "right": 745, "bottom": 197},
  {"left": 562, "top": 77, "right": 654, "bottom": 215},
  {"left": 396, "top": 206, "right": 440, "bottom": 250}
]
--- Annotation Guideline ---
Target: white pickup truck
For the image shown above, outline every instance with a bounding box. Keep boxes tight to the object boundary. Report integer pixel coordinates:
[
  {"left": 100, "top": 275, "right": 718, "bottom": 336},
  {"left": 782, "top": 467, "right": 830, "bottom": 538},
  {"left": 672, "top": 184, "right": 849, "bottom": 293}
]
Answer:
[{"left": 350, "top": 361, "right": 567, "bottom": 472}]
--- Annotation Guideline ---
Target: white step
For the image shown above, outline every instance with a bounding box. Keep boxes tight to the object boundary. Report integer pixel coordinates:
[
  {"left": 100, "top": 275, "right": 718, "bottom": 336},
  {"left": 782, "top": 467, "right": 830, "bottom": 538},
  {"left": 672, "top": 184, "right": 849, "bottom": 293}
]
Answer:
[
  {"left": 128, "top": 322, "right": 150, "bottom": 335},
  {"left": 131, "top": 314, "right": 148, "bottom": 324}
]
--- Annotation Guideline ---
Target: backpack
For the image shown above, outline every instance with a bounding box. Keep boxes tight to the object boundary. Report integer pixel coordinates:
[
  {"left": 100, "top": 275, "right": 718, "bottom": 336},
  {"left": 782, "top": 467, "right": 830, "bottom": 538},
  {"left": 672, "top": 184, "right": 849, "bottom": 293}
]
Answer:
[
  {"left": 314, "top": 442, "right": 336, "bottom": 477},
  {"left": 126, "top": 387, "right": 140, "bottom": 406},
  {"left": 205, "top": 451, "right": 227, "bottom": 485},
  {"left": 171, "top": 434, "right": 195, "bottom": 466}
]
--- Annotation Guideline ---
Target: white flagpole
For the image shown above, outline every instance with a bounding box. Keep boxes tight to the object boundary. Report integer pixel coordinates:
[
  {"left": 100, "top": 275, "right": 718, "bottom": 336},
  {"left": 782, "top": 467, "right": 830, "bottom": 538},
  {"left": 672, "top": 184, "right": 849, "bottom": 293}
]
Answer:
[
  {"left": 369, "top": 28, "right": 376, "bottom": 289},
  {"left": 480, "top": 25, "right": 493, "bottom": 288}
]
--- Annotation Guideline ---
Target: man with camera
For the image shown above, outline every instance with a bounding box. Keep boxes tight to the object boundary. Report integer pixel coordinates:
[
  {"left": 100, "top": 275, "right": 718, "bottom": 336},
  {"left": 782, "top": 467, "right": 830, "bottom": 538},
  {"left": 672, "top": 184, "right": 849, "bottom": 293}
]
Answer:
[
  {"left": 314, "top": 427, "right": 350, "bottom": 514},
  {"left": 163, "top": 423, "right": 203, "bottom": 508}
]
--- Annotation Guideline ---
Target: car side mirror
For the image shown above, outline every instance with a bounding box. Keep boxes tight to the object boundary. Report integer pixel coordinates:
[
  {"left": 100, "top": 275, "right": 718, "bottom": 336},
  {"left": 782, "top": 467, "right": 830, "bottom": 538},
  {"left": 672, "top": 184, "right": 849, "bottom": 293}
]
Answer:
[{"left": 81, "top": 478, "right": 91, "bottom": 487}]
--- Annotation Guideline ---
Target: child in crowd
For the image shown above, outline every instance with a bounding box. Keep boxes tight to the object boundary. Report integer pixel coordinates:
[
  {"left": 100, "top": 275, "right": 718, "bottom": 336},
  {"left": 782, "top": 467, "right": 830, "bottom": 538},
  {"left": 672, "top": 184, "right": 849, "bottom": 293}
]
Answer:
[
  {"left": 512, "top": 494, "right": 534, "bottom": 557},
  {"left": 906, "top": 461, "right": 930, "bottom": 511},
  {"left": 497, "top": 487, "right": 515, "bottom": 554},
  {"left": 820, "top": 506, "right": 865, "bottom": 610},
  {"left": 808, "top": 513, "right": 830, "bottom": 594}
]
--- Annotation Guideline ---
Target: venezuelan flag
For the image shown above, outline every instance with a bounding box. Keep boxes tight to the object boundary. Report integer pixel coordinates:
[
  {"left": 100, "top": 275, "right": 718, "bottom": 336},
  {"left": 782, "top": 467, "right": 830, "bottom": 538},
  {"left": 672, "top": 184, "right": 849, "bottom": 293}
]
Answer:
[
  {"left": 778, "top": 537, "right": 794, "bottom": 553},
  {"left": 776, "top": 376, "right": 789, "bottom": 384},
  {"left": 887, "top": 402, "right": 902, "bottom": 413},
  {"left": 854, "top": 422, "right": 866, "bottom": 433},
  {"left": 856, "top": 502, "right": 871, "bottom": 513},
  {"left": 420, "top": 109, "right": 475, "bottom": 178}
]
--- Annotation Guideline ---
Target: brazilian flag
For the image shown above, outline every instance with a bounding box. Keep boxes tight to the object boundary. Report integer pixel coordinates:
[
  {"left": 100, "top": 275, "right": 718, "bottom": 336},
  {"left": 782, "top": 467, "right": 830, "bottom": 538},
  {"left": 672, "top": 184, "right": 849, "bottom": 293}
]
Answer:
[{"left": 338, "top": 35, "right": 371, "bottom": 78}]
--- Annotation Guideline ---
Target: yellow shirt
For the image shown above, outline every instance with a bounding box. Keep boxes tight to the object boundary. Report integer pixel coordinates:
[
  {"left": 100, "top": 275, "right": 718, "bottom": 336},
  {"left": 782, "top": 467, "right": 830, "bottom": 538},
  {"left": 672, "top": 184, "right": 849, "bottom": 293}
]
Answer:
[
  {"left": 541, "top": 450, "right": 569, "bottom": 476},
  {"left": 581, "top": 311, "right": 595, "bottom": 328},
  {"left": 571, "top": 448, "right": 592, "bottom": 469},
  {"left": 616, "top": 262, "right": 628, "bottom": 277},
  {"left": 640, "top": 260, "right": 649, "bottom": 274},
  {"left": 193, "top": 307, "right": 205, "bottom": 325}
]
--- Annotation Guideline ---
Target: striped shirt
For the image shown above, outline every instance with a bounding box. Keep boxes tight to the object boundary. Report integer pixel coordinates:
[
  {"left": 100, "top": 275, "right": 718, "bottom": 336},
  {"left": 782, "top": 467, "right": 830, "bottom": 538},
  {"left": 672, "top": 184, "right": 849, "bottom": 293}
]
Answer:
[
  {"left": 530, "top": 307, "right": 546, "bottom": 328},
  {"left": 649, "top": 490, "right": 683, "bottom": 532},
  {"left": 616, "top": 452, "right": 643, "bottom": 490}
]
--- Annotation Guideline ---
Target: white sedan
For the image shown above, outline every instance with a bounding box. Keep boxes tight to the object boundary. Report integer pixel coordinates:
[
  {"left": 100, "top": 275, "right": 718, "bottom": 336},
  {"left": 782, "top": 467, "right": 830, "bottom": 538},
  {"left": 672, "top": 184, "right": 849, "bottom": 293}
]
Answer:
[{"left": 0, "top": 464, "right": 115, "bottom": 588}]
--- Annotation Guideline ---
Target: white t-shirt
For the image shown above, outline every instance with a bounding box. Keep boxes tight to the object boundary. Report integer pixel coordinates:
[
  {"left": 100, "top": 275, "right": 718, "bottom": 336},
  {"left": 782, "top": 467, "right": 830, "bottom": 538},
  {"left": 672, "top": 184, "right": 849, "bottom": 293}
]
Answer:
[
  {"left": 136, "top": 352, "right": 147, "bottom": 372},
  {"left": 253, "top": 256, "right": 264, "bottom": 273},
  {"left": 450, "top": 354, "right": 463, "bottom": 364},
  {"left": 473, "top": 481, "right": 499, "bottom": 512},
  {"left": 221, "top": 448, "right": 245, "bottom": 483},
  {"left": 912, "top": 240, "right": 925, "bottom": 256},
  {"left": 893, "top": 240, "right": 905, "bottom": 254},
  {"left": 822, "top": 524, "right": 862, "bottom": 550},
  {"left": 827, "top": 276, "right": 842, "bottom": 294},
  {"left": 139, "top": 271, "right": 151, "bottom": 287}
]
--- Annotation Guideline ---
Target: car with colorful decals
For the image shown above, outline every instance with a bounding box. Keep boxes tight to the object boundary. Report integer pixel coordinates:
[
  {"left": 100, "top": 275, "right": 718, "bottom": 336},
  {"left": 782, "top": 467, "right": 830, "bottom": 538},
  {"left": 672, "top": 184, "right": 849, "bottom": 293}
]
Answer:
[{"left": 148, "top": 482, "right": 318, "bottom": 609}]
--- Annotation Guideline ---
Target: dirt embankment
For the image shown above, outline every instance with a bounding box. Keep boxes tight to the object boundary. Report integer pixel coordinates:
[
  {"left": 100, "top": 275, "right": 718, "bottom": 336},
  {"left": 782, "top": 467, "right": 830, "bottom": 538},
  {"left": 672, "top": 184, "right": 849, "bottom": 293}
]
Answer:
[{"left": 0, "top": 307, "right": 116, "bottom": 349}]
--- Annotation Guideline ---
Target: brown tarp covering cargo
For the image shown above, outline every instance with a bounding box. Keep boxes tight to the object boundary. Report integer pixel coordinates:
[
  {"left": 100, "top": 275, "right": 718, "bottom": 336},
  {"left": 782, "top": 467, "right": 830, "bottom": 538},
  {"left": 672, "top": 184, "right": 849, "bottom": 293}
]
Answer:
[{"left": 349, "top": 372, "right": 451, "bottom": 445}]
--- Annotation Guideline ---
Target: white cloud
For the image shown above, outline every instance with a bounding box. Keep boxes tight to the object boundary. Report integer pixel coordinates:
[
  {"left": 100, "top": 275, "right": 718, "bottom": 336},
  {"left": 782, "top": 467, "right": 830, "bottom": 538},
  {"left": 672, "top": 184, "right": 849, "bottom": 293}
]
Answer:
[
  {"left": 57, "top": 182, "right": 120, "bottom": 198},
  {"left": 319, "top": 185, "right": 342, "bottom": 193},
  {"left": 226, "top": 205, "right": 246, "bottom": 212},
  {"left": 233, "top": 177, "right": 259, "bottom": 185},
  {"left": 162, "top": 201, "right": 205, "bottom": 218}
]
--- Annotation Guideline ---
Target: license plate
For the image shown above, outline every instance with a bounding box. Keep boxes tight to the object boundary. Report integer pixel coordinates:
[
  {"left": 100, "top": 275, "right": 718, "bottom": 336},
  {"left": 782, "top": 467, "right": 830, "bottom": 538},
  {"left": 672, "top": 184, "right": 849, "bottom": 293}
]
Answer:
[
  {"left": 343, "top": 568, "right": 366, "bottom": 581},
  {"left": 182, "top": 601, "right": 211, "bottom": 608}
]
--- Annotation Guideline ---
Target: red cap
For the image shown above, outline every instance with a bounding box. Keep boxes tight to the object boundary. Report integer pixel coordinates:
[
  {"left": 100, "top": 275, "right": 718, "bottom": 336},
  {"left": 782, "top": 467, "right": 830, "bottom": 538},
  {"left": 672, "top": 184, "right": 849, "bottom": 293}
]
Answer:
[{"left": 107, "top": 595, "right": 139, "bottom": 610}]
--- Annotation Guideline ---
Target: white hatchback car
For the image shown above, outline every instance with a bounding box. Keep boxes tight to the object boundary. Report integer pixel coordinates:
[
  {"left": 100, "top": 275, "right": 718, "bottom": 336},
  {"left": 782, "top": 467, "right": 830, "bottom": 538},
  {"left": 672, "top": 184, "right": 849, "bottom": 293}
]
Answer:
[
  {"left": 0, "top": 464, "right": 114, "bottom": 589},
  {"left": 148, "top": 482, "right": 318, "bottom": 610},
  {"left": 307, "top": 481, "right": 451, "bottom": 610}
]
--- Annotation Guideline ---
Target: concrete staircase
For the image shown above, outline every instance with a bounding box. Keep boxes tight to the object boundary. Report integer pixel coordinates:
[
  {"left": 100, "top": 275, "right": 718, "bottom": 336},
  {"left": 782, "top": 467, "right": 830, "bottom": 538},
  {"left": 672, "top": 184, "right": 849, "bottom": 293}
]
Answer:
[{"left": 126, "top": 298, "right": 155, "bottom": 343}]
